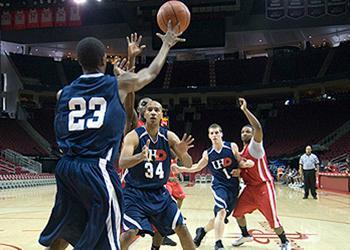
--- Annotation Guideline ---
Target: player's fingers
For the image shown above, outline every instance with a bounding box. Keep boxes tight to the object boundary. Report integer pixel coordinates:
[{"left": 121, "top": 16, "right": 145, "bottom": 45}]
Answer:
[
  {"left": 181, "top": 133, "right": 187, "bottom": 141},
  {"left": 146, "top": 139, "right": 150, "bottom": 147},
  {"left": 156, "top": 33, "right": 163, "bottom": 39},
  {"left": 167, "top": 20, "right": 172, "bottom": 30},
  {"left": 176, "top": 38, "right": 186, "bottom": 43},
  {"left": 187, "top": 138, "right": 195, "bottom": 145},
  {"left": 126, "top": 36, "right": 130, "bottom": 45},
  {"left": 128, "top": 66, "right": 135, "bottom": 72},
  {"left": 137, "top": 35, "right": 142, "bottom": 45},
  {"left": 140, "top": 45, "right": 146, "bottom": 50},
  {"left": 188, "top": 145, "right": 194, "bottom": 149}
]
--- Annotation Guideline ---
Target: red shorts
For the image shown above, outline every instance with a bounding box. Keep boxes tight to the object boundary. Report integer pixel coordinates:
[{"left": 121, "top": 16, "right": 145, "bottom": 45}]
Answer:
[
  {"left": 166, "top": 181, "right": 186, "bottom": 200},
  {"left": 233, "top": 182, "right": 281, "bottom": 228}
]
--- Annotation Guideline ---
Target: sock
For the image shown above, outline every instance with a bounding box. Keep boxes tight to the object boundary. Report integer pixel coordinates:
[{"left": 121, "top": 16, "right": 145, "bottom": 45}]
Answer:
[
  {"left": 151, "top": 245, "right": 160, "bottom": 250},
  {"left": 278, "top": 231, "right": 288, "bottom": 244},
  {"left": 215, "top": 240, "right": 223, "bottom": 247},
  {"left": 240, "top": 226, "right": 250, "bottom": 237}
]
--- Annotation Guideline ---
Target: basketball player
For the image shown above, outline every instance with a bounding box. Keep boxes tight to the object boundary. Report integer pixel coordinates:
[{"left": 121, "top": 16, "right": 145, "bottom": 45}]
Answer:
[
  {"left": 119, "top": 100, "right": 196, "bottom": 250},
  {"left": 166, "top": 157, "right": 186, "bottom": 209},
  {"left": 175, "top": 123, "right": 253, "bottom": 250},
  {"left": 231, "top": 98, "right": 290, "bottom": 250},
  {"left": 39, "top": 21, "right": 185, "bottom": 250}
]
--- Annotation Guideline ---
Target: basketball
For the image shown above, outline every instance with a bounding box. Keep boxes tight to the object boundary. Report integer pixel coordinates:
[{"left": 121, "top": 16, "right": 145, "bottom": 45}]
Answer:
[{"left": 157, "top": 0, "right": 191, "bottom": 34}]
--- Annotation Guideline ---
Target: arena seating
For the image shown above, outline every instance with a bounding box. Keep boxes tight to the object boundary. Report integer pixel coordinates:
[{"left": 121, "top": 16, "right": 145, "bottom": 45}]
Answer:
[
  {"left": 320, "top": 132, "right": 350, "bottom": 160},
  {"left": 0, "top": 118, "right": 48, "bottom": 156},
  {"left": 0, "top": 173, "right": 55, "bottom": 189}
]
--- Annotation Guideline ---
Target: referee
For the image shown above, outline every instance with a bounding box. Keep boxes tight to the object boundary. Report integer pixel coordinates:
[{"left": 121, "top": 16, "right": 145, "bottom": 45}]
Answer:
[{"left": 299, "top": 145, "right": 320, "bottom": 199}]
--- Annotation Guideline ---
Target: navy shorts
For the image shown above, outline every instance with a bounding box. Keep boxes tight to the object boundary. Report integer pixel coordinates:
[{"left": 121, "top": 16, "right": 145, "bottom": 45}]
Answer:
[
  {"left": 211, "top": 184, "right": 239, "bottom": 223},
  {"left": 39, "top": 157, "right": 123, "bottom": 250},
  {"left": 123, "top": 185, "right": 184, "bottom": 236}
]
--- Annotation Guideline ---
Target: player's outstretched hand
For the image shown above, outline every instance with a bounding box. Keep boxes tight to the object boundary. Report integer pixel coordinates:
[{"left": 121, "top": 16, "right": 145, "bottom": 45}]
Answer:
[
  {"left": 113, "top": 57, "right": 135, "bottom": 76},
  {"left": 142, "top": 139, "right": 151, "bottom": 161},
  {"left": 238, "top": 97, "right": 247, "bottom": 111},
  {"left": 127, "top": 33, "right": 146, "bottom": 58},
  {"left": 156, "top": 20, "right": 186, "bottom": 48},
  {"left": 175, "top": 133, "right": 194, "bottom": 156}
]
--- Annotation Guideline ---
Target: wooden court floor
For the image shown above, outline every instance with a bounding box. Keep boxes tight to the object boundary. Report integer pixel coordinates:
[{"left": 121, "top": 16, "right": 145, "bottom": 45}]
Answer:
[{"left": 1, "top": 183, "right": 350, "bottom": 250}]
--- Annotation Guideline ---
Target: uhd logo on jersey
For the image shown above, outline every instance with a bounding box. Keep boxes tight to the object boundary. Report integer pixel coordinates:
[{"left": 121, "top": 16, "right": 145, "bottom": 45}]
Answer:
[
  {"left": 148, "top": 149, "right": 167, "bottom": 161},
  {"left": 211, "top": 157, "right": 232, "bottom": 169}
]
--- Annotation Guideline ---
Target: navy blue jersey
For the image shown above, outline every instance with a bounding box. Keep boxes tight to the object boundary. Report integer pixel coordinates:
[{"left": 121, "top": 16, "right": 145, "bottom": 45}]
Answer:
[
  {"left": 207, "top": 141, "right": 239, "bottom": 188},
  {"left": 55, "top": 73, "right": 125, "bottom": 163},
  {"left": 124, "top": 126, "right": 171, "bottom": 189}
]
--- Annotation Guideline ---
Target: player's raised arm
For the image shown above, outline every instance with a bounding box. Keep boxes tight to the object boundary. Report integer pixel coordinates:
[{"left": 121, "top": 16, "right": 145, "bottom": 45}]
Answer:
[
  {"left": 176, "top": 150, "right": 208, "bottom": 173},
  {"left": 117, "top": 21, "right": 185, "bottom": 102},
  {"left": 239, "top": 97, "right": 263, "bottom": 143},
  {"left": 119, "top": 131, "right": 149, "bottom": 169},
  {"left": 168, "top": 131, "right": 194, "bottom": 168}
]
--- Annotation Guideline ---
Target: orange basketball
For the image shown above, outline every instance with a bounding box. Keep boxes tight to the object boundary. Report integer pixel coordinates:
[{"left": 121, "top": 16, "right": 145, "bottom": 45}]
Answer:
[{"left": 157, "top": 0, "right": 191, "bottom": 34}]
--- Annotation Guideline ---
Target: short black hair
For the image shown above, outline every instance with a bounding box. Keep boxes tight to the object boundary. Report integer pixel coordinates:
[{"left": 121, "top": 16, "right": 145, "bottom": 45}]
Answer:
[
  {"left": 242, "top": 124, "right": 253, "bottom": 130},
  {"left": 76, "top": 37, "right": 105, "bottom": 69}
]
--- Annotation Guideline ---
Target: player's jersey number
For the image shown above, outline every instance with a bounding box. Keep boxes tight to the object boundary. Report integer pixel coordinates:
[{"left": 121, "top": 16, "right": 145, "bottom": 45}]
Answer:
[
  {"left": 145, "top": 162, "right": 164, "bottom": 179},
  {"left": 68, "top": 97, "right": 107, "bottom": 131}
]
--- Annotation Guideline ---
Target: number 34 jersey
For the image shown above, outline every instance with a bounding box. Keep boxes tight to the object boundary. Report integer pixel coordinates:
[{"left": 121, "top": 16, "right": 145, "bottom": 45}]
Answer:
[
  {"left": 55, "top": 73, "right": 126, "bottom": 163},
  {"left": 124, "top": 126, "right": 171, "bottom": 190}
]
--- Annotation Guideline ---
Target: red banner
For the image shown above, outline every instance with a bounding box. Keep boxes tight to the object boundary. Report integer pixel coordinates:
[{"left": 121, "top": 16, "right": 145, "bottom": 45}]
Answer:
[
  {"left": 40, "top": 8, "right": 54, "bottom": 28},
  {"left": 13, "top": 10, "right": 27, "bottom": 30},
  {"left": 55, "top": 7, "right": 67, "bottom": 27},
  {"left": 68, "top": 5, "right": 81, "bottom": 27},
  {"left": 1, "top": 11, "right": 12, "bottom": 30},
  {"left": 27, "top": 9, "right": 39, "bottom": 28}
]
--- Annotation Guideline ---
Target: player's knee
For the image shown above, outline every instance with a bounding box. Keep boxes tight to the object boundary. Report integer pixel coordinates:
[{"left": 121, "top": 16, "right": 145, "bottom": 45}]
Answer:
[{"left": 175, "top": 224, "right": 189, "bottom": 235}]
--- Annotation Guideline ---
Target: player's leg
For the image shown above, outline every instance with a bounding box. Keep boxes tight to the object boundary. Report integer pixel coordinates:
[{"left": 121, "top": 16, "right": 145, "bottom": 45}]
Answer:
[
  {"left": 258, "top": 182, "right": 290, "bottom": 250},
  {"left": 151, "top": 192, "right": 195, "bottom": 250},
  {"left": 151, "top": 231, "right": 164, "bottom": 250},
  {"left": 175, "top": 224, "right": 196, "bottom": 250},
  {"left": 193, "top": 217, "right": 214, "bottom": 247},
  {"left": 232, "top": 187, "right": 256, "bottom": 247},
  {"left": 44, "top": 239, "right": 69, "bottom": 250},
  {"left": 122, "top": 187, "right": 154, "bottom": 249},
  {"left": 120, "top": 229, "right": 139, "bottom": 250},
  {"left": 74, "top": 160, "right": 121, "bottom": 249},
  {"left": 213, "top": 208, "right": 226, "bottom": 249}
]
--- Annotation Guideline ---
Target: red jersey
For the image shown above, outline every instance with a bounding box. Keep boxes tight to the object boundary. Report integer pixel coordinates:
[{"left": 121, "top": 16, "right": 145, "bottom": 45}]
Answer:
[
  {"left": 239, "top": 139, "right": 274, "bottom": 186},
  {"left": 137, "top": 120, "right": 145, "bottom": 128}
]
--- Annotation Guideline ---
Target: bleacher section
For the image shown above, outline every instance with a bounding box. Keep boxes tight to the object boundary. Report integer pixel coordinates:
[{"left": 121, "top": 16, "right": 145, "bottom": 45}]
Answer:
[
  {"left": 0, "top": 118, "right": 48, "bottom": 156},
  {"left": 0, "top": 173, "right": 55, "bottom": 189},
  {"left": 8, "top": 42, "right": 350, "bottom": 91}
]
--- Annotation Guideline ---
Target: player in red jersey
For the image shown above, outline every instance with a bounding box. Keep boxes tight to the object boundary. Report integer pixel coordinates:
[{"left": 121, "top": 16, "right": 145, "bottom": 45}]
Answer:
[
  {"left": 166, "top": 158, "right": 186, "bottom": 208},
  {"left": 232, "top": 98, "right": 290, "bottom": 250}
]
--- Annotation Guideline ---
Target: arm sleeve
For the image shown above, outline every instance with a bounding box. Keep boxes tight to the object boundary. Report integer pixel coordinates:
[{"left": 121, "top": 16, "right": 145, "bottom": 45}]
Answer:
[
  {"left": 314, "top": 155, "right": 320, "bottom": 164},
  {"left": 299, "top": 156, "right": 303, "bottom": 165},
  {"left": 248, "top": 139, "right": 265, "bottom": 159}
]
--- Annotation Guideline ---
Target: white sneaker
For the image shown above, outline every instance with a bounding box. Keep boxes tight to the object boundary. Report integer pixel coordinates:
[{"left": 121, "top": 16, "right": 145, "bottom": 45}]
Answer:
[
  {"left": 232, "top": 235, "right": 253, "bottom": 247},
  {"left": 281, "top": 241, "right": 291, "bottom": 250}
]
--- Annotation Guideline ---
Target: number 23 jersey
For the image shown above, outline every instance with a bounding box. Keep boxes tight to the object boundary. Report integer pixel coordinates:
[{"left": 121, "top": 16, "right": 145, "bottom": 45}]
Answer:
[
  {"left": 55, "top": 73, "right": 126, "bottom": 163},
  {"left": 124, "top": 126, "right": 171, "bottom": 190}
]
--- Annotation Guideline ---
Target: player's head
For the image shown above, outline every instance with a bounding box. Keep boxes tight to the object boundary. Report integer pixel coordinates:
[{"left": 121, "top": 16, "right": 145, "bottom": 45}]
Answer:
[
  {"left": 76, "top": 37, "right": 107, "bottom": 73},
  {"left": 144, "top": 100, "right": 163, "bottom": 126},
  {"left": 305, "top": 145, "right": 312, "bottom": 155},
  {"left": 208, "top": 123, "right": 223, "bottom": 145},
  {"left": 241, "top": 124, "right": 253, "bottom": 144},
  {"left": 137, "top": 97, "right": 152, "bottom": 121}
]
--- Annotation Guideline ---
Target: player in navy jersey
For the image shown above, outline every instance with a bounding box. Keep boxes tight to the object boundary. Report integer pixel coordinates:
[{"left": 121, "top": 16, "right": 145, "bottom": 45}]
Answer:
[
  {"left": 175, "top": 124, "right": 253, "bottom": 250},
  {"left": 119, "top": 100, "right": 196, "bottom": 250},
  {"left": 39, "top": 21, "right": 185, "bottom": 250}
]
